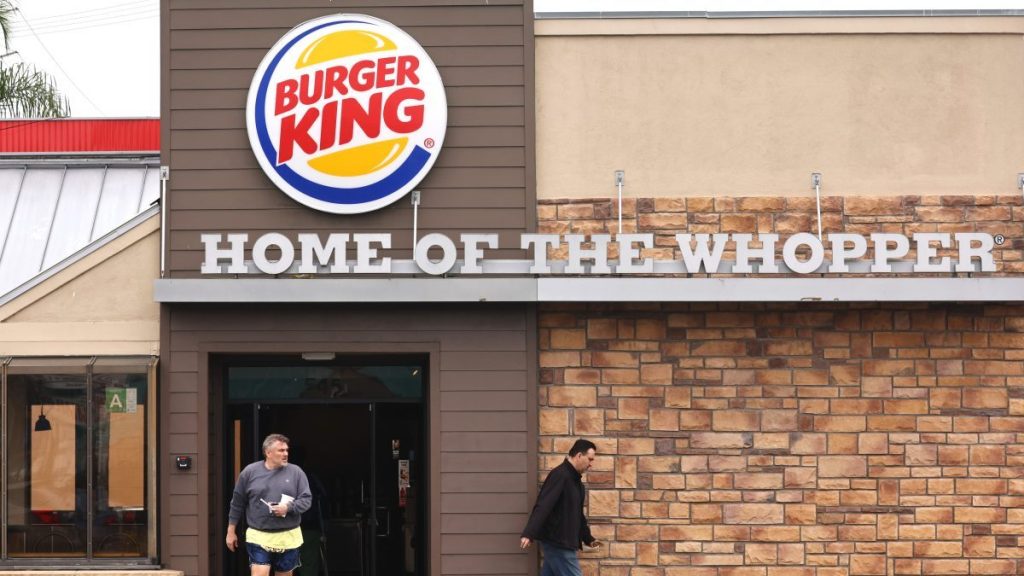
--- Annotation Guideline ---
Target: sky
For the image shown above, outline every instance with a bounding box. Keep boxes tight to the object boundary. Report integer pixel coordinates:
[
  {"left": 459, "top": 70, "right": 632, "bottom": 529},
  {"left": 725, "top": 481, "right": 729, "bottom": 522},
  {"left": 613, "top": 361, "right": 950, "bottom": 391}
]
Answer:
[
  {"left": 5, "top": 0, "right": 1023, "bottom": 119},
  {"left": 8, "top": 0, "right": 159, "bottom": 118},
  {"left": 536, "top": 0, "right": 1024, "bottom": 11}
]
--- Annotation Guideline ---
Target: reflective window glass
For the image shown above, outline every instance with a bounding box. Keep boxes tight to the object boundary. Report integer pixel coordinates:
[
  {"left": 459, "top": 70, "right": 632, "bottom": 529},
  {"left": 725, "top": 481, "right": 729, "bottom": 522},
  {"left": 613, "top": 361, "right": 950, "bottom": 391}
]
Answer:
[
  {"left": 92, "top": 370, "right": 148, "bottom": 557},
  {"left": 228, "top": 365, "right": 424, "bottom": 401},
  {"left": 5, "top": 372, "right": 87, "bottom": 558},
  {"left": 2, "top": 357, "right": 154, "bottom": 562}
]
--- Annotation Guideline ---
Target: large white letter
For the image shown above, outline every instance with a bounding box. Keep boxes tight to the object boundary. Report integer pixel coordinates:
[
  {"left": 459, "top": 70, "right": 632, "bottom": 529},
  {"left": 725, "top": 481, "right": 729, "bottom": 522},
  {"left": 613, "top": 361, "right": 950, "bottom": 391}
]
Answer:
[
  {"left": 297, "top": 233, "right": 350, "bottom": 273},
  {"left": 565, "top": 234, "right": 611, "bottom": 274},
  {"left": 955, "top": 233, "right": 996, "bottom": 272},
  {"left": 675, "top": 234, "right": 728, "bottom": 273},
  {"left": 353, "top": 233, "right": 391, "bottom": 273},
  {"left": 733, "top": 234, "right": 779, "bottom": 274},
  {"left": 913, "top": 233, "right": 952, "bottom": 273},
  {"left": 782, "top": 233, "right": 825, "bottom": 274},
  {"left": 415, "top": 233, "right": 458, "bottom": 275},
  {"left": 828, "top": 234, "right": 868, "bottom": 273},
  {"left": 521, "top": 234, "right": 560, "bottom": 274},
  {"left": 460, "top": 233, "right": 498, "bottom": 274},
  {"left": 252, "top": 233, "right": 295, "bottom": 275},
  {"left": 201, "top": 233, "right": 249, "bottom": 274},
  {"left": 870, "top": 233, "right": 910, "bottom": 273},
  {"left": 615, "top": 234, "right": 654, "bottom": 273}
]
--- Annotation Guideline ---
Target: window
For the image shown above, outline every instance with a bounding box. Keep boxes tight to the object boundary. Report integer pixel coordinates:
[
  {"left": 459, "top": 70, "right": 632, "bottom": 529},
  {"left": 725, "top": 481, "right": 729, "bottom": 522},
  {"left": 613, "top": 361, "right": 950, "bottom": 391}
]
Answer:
[{"left": 1, "top": 357, "right": 156, "bottom": 565}]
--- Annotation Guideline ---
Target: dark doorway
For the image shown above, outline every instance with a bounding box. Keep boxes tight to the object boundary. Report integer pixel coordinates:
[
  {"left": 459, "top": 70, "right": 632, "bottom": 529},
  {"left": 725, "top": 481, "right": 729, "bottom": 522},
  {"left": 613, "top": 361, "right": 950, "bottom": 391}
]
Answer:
[{"left": 221, "top": 358, "right": 425, "bottom": 576}]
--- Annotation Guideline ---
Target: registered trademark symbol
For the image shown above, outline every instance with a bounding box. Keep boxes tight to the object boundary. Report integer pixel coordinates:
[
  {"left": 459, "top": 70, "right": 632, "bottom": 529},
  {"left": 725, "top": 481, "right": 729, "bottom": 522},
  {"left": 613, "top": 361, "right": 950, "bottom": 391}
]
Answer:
[
  {"left": 424, "top": 138, "right": 435, "bottom": 149},
  {"left": 994, "top": 234, "right": 1005, "bottom": 245}
]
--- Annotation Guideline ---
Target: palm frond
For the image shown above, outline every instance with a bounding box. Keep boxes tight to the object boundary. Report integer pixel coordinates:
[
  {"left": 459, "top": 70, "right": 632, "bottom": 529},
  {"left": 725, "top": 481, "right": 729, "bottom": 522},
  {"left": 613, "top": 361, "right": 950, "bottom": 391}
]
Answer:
[
  {"left": 0, "top": 62, "right": 70, "bottom": 118},
  {"left": 0, "top": 0, "right": 13, "bottom": 52}
]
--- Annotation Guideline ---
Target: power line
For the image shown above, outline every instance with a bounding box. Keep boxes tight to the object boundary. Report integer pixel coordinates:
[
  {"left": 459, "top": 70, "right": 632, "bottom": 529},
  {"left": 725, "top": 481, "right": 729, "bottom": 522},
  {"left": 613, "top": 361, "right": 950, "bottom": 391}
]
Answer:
[
  {"left": 8, "top": 11, "right": 157, "bottom": 37},
  {"left": 12, "top": 0, "right": 155, "bottom": 26},
  {"left": 0, "top": 119, "right": 50, "bottom": 132},
  {"left": 9, "top": 6, "right": 156, "bottom": 30},
  {"left": 8, "top": 3, "right": 156, "bottom": 35},
  {"left": 9, "top": 0, "right": 154, "bottom": 26},
  {"left": 14, "top": 8, "right": 105, "bottom": 115},
  {"left": 9, "top": 9, "right": 156, "bottom": 33}
]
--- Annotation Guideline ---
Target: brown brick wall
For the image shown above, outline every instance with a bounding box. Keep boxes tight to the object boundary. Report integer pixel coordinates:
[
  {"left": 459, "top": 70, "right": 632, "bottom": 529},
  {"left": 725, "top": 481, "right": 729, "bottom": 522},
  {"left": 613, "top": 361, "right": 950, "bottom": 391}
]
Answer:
[
  {"left": 537, "top": 196, "right": 1024, "bottom": 274},
  {"left": 537, "top": 302, "right": 1024, "bottom": 576}
]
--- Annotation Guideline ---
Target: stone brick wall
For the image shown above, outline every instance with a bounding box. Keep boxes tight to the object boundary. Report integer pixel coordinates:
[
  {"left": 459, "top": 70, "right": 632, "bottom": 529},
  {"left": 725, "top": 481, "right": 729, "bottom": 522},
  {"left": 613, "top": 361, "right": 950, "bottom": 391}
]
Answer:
[
  {"left": 537, "top": 302, "right": 1024, "bottom": 576},
  {"left": 537, "top": 196, "right": 1024, "bottom": 274}
]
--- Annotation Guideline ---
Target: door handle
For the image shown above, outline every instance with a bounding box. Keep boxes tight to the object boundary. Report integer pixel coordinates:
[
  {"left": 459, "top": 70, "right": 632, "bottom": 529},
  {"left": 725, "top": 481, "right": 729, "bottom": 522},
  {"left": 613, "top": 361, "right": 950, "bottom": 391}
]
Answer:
[{"left": 375, "top": 507, "right": 390, "bottom": 538}]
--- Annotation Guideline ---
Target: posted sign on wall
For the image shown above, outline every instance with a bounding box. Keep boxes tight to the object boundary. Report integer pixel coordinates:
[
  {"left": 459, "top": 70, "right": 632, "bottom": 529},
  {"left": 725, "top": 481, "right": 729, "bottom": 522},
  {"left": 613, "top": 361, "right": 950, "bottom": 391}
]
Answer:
[{"left": 246, "top": 14, "right": 447, "bottom": 214}]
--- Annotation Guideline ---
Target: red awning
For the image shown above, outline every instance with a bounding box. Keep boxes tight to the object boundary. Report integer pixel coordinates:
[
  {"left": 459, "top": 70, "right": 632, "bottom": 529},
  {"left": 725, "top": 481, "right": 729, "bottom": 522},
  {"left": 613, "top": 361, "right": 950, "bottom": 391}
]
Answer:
[{"left": 0, "top": 119, "right": 159, "bottom": 153}]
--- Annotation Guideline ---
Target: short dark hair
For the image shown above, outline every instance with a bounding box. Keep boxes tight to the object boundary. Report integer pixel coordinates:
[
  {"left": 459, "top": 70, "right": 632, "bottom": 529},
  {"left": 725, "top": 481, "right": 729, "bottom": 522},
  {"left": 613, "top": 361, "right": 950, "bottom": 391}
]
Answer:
[{"left": 568, "top": 439, "right": 596, "bottom": 457}]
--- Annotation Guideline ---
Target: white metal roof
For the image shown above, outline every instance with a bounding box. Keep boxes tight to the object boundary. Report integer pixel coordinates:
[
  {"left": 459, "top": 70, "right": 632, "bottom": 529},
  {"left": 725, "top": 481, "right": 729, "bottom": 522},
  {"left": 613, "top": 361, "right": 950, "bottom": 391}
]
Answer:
[{"left": 0, "top": 156, "right": 160, "bottom": 300}]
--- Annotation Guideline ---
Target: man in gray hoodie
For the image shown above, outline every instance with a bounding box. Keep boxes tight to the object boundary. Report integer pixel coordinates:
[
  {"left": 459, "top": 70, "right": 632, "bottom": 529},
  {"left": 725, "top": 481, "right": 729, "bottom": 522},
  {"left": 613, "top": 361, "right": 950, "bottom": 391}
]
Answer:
[{"left": 226, "top": 433, "right": 312, "bottom": 576}]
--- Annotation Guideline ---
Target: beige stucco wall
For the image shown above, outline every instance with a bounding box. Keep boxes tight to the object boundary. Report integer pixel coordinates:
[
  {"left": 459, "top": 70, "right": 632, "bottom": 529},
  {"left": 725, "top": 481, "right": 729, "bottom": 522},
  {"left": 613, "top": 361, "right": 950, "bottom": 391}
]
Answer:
[
  {"left": 0, "top": 216, "right": 160, "bottom": 356},
  {"left": 536, "top": 17, "right": 1024, "bottom": 198}
]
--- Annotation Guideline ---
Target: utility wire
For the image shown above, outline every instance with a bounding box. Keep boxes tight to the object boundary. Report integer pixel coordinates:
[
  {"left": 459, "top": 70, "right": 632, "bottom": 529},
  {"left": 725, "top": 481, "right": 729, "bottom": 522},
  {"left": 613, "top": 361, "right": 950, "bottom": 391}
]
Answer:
[
  {"left": 10, "top": 10, "right": 155, "bottom": 32},
  {"left": 14, "top": 8, "right": 105, "bottom": 115},
  {"left": 8, "top": 12, "right": 157, "bottom": 37},
  {"left": 12, "top": 0, "right": 154, "bottom": 25},
  {"left": 10, "top": 6, "right": 155, "bottom": 29},
  {"left": 8, "top": 5, "right": 156, "bottom": 35},
  {"left": 8, "top": 2, "right": 156, "bottom": 36},
  {"left": 0, "top": 119, "right": 49, "bottom": 132}
]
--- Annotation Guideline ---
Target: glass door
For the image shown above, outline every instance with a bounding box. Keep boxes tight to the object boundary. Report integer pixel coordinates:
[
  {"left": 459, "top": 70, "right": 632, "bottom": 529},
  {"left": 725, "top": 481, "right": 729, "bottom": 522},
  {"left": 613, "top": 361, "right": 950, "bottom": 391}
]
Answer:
[
  {"left": 225, "top": 402, "right": 424, "bottom": 576},
  {"left": 227, "top": 403, "right": 375, "bottom": 576},
  {"left": 223, "top": 357, "right": 425, "bottom": 576},
  {"left": 372, "top": 403, "right": 423, "bottom": 576}
]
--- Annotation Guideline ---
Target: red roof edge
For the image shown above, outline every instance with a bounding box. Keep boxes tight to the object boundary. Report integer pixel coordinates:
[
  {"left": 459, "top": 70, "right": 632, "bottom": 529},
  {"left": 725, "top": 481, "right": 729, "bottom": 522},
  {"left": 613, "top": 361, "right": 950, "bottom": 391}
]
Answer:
[{"left": 0, "top": 118, "right": 160, "bottom": 153}]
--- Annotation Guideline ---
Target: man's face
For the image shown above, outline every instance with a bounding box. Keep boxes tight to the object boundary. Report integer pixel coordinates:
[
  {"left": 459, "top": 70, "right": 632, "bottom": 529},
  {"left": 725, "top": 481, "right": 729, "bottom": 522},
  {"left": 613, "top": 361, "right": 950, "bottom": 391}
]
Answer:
[
  {"left": 265, "top": 441, "right": 289, "bottom": 469},
  {"left": 570, "top": 448, "right": 596, "bottom": 474}
]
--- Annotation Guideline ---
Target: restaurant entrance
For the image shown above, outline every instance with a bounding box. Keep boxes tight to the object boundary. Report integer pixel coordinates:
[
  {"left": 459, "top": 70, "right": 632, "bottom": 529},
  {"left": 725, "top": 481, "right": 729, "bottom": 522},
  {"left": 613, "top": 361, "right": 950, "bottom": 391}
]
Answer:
[{"left": 220, "top": 358, "right": 425, "bottom": 576}]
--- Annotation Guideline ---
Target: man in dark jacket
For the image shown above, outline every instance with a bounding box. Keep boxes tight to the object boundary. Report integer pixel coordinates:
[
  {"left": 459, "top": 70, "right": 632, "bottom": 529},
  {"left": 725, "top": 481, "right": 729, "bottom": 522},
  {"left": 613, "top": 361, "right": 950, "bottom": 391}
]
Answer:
[{"left": 520, "top": 439, "right": 602, "bottom": 576}]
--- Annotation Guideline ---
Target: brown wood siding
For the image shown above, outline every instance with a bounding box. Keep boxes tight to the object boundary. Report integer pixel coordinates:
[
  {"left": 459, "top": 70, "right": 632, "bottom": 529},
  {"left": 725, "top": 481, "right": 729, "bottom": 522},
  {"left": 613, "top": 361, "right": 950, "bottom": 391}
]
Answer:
[
  {"left": 164, "top": 0, "right": 535, "bottom": 277},
  {"left": 159, "top": 304, "right": 535, "bottom": 576}
]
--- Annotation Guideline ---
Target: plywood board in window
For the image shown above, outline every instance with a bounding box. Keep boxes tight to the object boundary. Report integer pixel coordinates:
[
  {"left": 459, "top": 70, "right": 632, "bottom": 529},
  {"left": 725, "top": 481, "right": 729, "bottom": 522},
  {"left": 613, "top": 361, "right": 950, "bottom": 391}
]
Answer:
[{"left": 31, "top": 404, "right": 76, "bottom": 511}]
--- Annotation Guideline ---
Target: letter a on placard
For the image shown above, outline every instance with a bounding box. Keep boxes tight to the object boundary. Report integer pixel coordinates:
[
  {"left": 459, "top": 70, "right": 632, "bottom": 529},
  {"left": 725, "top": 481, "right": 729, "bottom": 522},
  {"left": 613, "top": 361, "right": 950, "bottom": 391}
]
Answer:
[{"left": 106, "top": 388, "right": 126, "bottom": 413}]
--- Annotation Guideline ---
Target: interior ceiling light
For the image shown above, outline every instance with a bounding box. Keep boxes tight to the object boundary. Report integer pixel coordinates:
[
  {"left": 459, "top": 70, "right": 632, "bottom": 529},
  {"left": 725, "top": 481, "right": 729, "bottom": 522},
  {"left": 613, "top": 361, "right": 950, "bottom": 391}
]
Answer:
[
  {"left": 34, "top": 406, "right": 51, "bottom": 432},
  {"left": 301, "top": 352, "right": 335, "bottom": 362}
]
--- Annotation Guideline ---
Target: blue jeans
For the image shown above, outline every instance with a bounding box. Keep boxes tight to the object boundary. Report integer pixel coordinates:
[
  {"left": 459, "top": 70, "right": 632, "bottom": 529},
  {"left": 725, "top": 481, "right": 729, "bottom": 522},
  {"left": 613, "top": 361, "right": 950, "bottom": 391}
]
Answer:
[
  {"left": 541, "top": 541, "right": 581, "bottom": 576},
  {"left": 246, "top": 542, "right": 301, "bottom": 573}
]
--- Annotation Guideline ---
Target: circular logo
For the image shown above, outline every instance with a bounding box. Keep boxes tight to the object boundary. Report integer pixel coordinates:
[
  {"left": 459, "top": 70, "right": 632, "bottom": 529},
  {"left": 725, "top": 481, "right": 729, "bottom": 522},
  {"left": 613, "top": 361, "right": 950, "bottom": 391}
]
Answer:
[{"left": 247, "top": 14, "right": 447, "bottom": 214}]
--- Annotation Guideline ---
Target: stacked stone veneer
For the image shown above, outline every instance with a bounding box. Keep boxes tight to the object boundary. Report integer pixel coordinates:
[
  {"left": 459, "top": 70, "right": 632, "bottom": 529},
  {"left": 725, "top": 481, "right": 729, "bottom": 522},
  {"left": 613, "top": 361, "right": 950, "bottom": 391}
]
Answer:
[
  {"left": 536, "top": 196, "right": 1024, "bottom": 274},
  {"left": 537, "top": 302, "right": 1024, "bottom": 576}
]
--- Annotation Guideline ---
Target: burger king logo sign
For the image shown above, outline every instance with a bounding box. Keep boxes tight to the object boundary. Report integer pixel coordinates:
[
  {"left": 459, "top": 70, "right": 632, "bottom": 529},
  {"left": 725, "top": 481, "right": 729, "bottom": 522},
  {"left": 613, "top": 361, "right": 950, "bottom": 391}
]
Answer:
[{"left": 247, "top": 14, "right": 447, "bottom": 214}]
